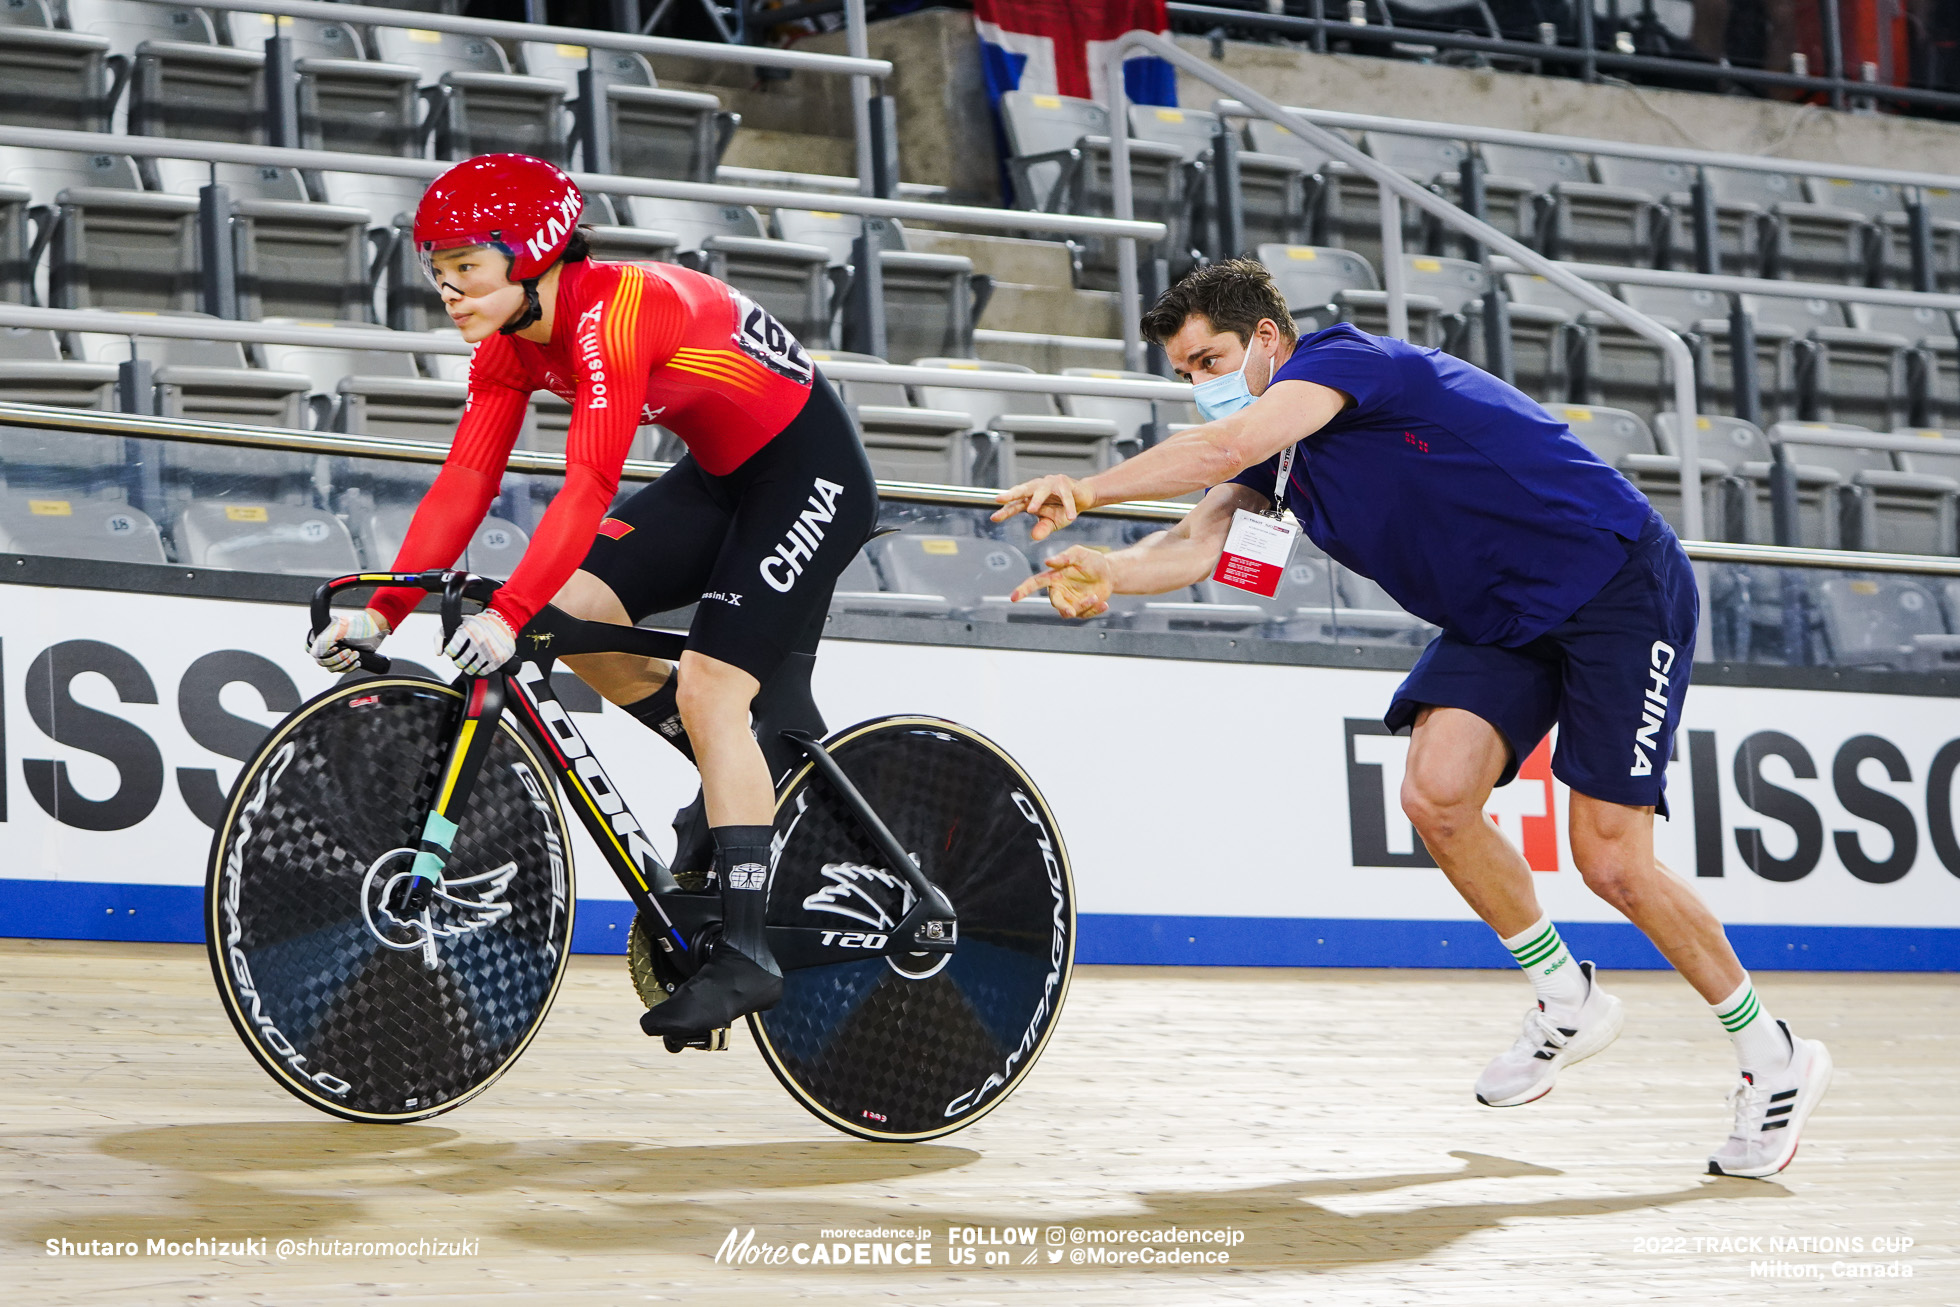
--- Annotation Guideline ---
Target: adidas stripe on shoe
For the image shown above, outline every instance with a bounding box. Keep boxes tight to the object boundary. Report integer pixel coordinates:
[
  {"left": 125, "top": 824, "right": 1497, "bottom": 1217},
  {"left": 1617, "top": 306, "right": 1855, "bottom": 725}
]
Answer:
[
  {"left": 1475, "top": 960, "right": 1625, "bottom": 1108},
  {"left": 1707, "top": 1020, "right": 1833, "bottom": 1179}
]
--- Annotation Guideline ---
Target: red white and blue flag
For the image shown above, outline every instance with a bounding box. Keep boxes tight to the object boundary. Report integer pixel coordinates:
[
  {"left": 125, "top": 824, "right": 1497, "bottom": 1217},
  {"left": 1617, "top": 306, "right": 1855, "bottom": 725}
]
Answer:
[{"left": 973, "top": 0, "right": 1177, "bottom": 109}]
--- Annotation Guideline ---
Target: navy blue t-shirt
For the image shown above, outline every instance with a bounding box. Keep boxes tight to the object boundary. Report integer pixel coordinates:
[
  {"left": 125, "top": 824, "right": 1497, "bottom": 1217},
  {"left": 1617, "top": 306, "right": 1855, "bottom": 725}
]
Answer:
[{"left": 1230, "top": 324, "right": 1653, "bottom": 647}]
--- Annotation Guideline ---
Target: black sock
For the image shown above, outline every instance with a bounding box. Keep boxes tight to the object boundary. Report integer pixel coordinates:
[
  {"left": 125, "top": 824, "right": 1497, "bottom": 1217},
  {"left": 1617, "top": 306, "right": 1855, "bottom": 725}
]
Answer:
[
  {"left": 712, "top": 824, "right": 780, "bottom": 977},
  {"left": 622, "top": 675, "right": 694, "bottom": 762}
]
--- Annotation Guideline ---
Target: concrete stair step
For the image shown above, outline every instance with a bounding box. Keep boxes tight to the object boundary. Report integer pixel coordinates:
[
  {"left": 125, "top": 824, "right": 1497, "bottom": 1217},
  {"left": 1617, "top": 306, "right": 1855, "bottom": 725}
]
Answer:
[
  {"left": 903, "top": 228, "right": 1077, "bottom": 287},
  {"left": 977, "top": 282, "right": 1122, "bottom": 339}
]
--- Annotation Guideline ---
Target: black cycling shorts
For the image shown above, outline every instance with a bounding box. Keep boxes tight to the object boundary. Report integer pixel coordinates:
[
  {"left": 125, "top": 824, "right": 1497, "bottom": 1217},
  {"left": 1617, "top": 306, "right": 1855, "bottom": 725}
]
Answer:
[{"left": 578, "top": 372, "right": 877, "bottom": 685}]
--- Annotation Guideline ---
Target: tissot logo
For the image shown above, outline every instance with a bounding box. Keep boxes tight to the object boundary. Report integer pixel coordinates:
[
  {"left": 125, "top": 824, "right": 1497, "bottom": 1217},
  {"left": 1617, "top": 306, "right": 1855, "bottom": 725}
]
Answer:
[{"left": 1343, "top": 716, "right": 1960, "bottom": 885}]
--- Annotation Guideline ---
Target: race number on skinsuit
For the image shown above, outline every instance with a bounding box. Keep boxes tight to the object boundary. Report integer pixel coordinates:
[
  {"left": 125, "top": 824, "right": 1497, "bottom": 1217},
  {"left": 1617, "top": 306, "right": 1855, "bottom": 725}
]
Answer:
[
  {"left": 1212, "top": 510, "right": 1299, "bottom": 598},
  {"left": 729, "top": 290, "right": 815, "bottom": 386}
]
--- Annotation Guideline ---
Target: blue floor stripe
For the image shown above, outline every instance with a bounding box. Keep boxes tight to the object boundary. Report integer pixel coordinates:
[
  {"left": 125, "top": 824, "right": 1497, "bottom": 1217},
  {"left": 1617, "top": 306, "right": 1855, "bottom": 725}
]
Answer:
[
  {"left": 1075, "top": 913, "right": 1960, "bottom": 972},
  {"left": 3, "top": 881, "right": 1953, "bottom": 971}
]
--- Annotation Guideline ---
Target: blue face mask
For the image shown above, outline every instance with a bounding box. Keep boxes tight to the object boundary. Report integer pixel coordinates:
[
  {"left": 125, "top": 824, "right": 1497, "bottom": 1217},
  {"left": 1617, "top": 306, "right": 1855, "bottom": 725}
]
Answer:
[{"left": 1191, "top": 338, "right": 1275, "bottom": 421}]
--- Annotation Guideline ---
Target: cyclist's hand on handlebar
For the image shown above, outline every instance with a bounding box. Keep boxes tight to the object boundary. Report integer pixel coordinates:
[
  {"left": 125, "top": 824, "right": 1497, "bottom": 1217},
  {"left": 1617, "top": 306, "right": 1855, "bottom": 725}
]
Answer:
[
  {"left": 992, "top": 474, "right": 1095, "bottom": 542},
  {"left": 1010, "top": 545, "right": 1116, "bottom": 619},
  {"left": 308, "top": 608, "right": 391, "bottom": 673},
  {"left": 442, "top": 609, "right": 518, "bottom": 677}
]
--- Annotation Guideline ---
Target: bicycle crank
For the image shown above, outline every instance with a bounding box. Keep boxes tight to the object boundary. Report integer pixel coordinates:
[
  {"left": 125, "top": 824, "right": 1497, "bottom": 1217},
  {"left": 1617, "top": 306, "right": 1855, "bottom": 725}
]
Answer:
[{"left": 663, "top": 1029, "right": 730, "bottom": 1054}]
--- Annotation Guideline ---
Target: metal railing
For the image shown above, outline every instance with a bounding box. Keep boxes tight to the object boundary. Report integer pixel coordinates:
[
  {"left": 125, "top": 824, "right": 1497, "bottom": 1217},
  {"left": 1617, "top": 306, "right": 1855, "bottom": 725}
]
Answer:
[
  {"left": 1489, "top": 256, "right": 1960, "bottom": 434},
  {"left": 1102, "top": 28, "right": 1709, "bottom": 539},
  {"left": 186, "top": 0, "right": 890, "bottom": 80},
  {"left": 1209, "top": 99, "right": 1960, "bottom": 294},
  {"left": 1210, "top": 102, "right": 1960, "bottom": 195},
  {"left": 0, "top": 126, "right": 1162, "bottom": 245},
  {"left": 1169, "top": 2, "right": 1960, "bottom": 117},
  {"left": 0, "top": 304, "right": 1190, "bottom": 403},
  {"left": 6, "top": 399, "right": 1960, "bottom": 568},
  {"left": 1499, "top": 259, "right": 1960, "bottom": 314}
]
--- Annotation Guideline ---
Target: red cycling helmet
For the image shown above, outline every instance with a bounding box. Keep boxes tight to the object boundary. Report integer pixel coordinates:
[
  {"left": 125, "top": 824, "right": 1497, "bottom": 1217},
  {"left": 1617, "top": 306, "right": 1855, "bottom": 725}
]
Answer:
[{"left": 413, "top": 153, "right": 583, "bottom": 287}]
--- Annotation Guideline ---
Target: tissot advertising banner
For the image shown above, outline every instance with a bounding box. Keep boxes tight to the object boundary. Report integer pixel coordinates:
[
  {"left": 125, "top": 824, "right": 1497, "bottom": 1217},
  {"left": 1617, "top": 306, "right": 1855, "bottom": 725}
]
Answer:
[{"left": 1, "top": 583, "right": 1954, "bottom": 969}]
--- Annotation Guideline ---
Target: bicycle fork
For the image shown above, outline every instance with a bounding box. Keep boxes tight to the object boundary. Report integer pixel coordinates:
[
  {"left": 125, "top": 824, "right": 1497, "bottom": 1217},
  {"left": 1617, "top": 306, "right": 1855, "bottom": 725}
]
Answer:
[{"left": 396, "top": 675, "right": 508, "bottom": 914}]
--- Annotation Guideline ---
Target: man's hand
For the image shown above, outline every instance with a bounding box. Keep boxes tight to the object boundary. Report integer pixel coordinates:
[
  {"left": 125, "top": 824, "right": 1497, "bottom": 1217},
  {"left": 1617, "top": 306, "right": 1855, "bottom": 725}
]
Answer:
[
  {"left": 308, "top": 608, "right": 390, "bottom": 673},
  {"left": 992, "top": 474, "right": 1096, "bottom": 542},
  {"left": 1010, "top": 545, "right": 1117, "bottom": 619},
  {"left": 442, "top": 609, "right": 518, "bottom": 677}
]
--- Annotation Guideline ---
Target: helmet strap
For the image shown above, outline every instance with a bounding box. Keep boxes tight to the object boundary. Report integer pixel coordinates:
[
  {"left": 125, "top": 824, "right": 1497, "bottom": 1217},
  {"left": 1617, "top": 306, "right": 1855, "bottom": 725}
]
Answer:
[{"left": 499, "top": 278, "right": 543, "bottom": 336}]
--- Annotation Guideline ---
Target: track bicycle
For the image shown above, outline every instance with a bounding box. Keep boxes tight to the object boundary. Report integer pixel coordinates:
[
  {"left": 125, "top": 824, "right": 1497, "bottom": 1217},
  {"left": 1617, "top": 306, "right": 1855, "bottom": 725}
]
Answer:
[{"left": 206, "top": 569, "right": 1075, "bottom": 1142}]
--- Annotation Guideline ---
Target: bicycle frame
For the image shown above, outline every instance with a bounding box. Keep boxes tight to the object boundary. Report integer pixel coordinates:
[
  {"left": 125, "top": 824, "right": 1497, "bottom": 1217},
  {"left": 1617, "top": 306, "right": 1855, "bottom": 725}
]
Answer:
[{"left": 310, "top": 571, "right": 959, "bottom": 975}]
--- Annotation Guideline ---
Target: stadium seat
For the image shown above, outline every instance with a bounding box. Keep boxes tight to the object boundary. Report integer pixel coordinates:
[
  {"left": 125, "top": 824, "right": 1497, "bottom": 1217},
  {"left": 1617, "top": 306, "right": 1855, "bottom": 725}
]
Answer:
[
  {"left": 1745, "top": 294, "right": 1909, "bottom": 431},
  {"left": 175, "top": 497, "right": 359, "bottom": 574},
  {"left": 1326, "top": 252, "right": 1454, "bottom": 348},
  {"left": 1849, "top": 302, "right": 1960, "bottom": 428},
  {"left": 806, "top": 349, "right": 975, "bottom": 485},
  {"left": 1534, "top": 153, "right": 1667, "bottom": 267},
  {"left": 354, "top": 503, "right": 527, "bottom": 576},
  {"left": 1257, "top": 243, "right": 1378, "bottom": 334},
  {"left": 1770, "top": 421, "right": 1958, "bottom": 555},
  {"left": 141, "top": 165, "right": 375, "bottom": 323},
  {"left": 1128, "top": 104, "right": 1308, "bottom": 257},
  {"left": 0, "top": 21, "right": 112, "bottom": 134},
  {"left": 1890, "top": 428, "right": 1960, "bottom": 491},
  {"left": 0, "top": 326, "right": 116, "bottom": 408},
  {"left": 1057, "top": 369, "right": 1159, "bottom": 452},
  {"left": 1557, "top": 403, "right": 1728, "bottom": 538},
  {"left": 1713, "top": 168, "right": 1871, "bottom": 284},
  {"left": 518, "top": 42, "right": 734, "bottom": 184},
  {"left": 1813, "top": 574, "right": 1947, "bottom": 669},
  {"left": 270, "top": 13, "right": 423, "bottom": 176},
  {"left": 0, "top": 491, "right": 166, "bottom": 562},
  {"left": 1244, "top": 120, "right": 1422, "bottom": 275},
  {"left": 75, "top": 328, "right": 310, "bottom": 428},
  {"left": 1626, "top": 284, "right": 1792, "bottom": 421},
  {"left": 1568, "top": 284, "right": 1719, "bottom": 423},
  {"left": 49, "top": 190, "right": 201, "bottom": 313},
  {"left": 772, "top": 212, "right": 982, "bottom": 363},
  {"left": 1592, "top": 157, "right": 1771, "bottom": 276},
  {"left": 1656, "top": 411, "right": 1839, "bottom": 547},
  {"left": 911, "top": 358, "right": 1123, "bottom": 486},
  {"left": 1464, "top": 142, "right": 1593, "bottom": 247},
  {"left": 365, "top": 24, "right": 567, "bottom": 164},
  {"left": 257, "top": 321, "right": 465, "bottom": 440},
  {"left": 626, "top": 197, "right": 833, "bottom": 349},
  {"left": 997, "top": 90, "right": 1186, "bottom": 289},
  {"left": 867, "top": 532, "right": 1033, "bottom": 618},
  {"left": 827, "top": 544, "right": 959, "bottom": 618},
  {"left": 1502, "top": 274, "right": 1587, "bottom": 402},
  {"left": 1362, "top": 129, "right": 1469, "bottom": 255}
]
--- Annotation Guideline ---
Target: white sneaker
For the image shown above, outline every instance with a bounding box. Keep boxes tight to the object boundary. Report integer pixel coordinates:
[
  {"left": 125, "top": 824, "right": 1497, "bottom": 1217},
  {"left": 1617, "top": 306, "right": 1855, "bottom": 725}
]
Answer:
[
  {"left": 1475, "top": 960, "right": 1625, "bottom": 1108},
  {"left": 1707, "top": 1020, "right": 1833, "bottom": 1179}
]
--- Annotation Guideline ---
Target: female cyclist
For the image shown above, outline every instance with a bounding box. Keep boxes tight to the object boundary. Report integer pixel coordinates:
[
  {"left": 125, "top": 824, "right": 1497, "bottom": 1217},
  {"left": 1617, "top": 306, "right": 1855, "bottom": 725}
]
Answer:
[{"left": 307, "top": 154, "right": 878, "bottom": 1035}]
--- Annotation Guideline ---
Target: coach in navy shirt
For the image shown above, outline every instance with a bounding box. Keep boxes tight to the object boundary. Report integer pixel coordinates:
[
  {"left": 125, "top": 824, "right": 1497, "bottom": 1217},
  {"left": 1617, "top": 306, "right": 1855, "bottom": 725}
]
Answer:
[{"left": 993, "top": 259, "right": 1829, "bottom": 1179}]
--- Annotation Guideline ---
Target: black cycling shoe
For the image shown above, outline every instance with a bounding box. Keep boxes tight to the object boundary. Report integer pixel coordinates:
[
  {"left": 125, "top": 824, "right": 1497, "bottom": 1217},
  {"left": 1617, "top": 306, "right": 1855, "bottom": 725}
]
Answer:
[{"left": 639, "top": 942, "right": 783, "bottom": 1036}]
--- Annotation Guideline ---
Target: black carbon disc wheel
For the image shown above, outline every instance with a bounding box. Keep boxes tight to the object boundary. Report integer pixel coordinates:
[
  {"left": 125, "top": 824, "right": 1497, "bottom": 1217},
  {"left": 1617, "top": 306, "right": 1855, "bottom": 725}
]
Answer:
[
  {"left": 205, "top": 678, "right": 575, "bottom": 1123},
  {"left": 752, "top": 716, "right": 1074, "bottom": 1142}
]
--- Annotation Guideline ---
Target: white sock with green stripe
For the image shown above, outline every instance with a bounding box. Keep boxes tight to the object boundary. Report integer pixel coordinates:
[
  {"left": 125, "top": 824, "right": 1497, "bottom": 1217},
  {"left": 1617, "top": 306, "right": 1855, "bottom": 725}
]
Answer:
[
  {"left": 1499, "top": 915, "right": 1588, "bottom": 1013},
  {"left": 1712, "top": 976, "right": 1790, "bottom": 1074}
]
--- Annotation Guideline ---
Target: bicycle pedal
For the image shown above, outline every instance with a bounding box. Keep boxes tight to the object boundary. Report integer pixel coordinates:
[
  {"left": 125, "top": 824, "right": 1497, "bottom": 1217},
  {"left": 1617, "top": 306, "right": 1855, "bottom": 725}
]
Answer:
[{"left": 662, "top": 1028, "right": 730, "bottom": 1054}]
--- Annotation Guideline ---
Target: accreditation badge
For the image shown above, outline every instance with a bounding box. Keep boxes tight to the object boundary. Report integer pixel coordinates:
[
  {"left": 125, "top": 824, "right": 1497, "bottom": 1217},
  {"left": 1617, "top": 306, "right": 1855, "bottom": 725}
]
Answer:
[{"left": 1212, "top": 509, "right": 1299, "bottom": 598}]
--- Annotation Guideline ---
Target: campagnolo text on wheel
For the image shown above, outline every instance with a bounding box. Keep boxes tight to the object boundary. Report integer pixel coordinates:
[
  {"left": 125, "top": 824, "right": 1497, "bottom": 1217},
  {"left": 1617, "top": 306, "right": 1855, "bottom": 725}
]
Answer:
[{"left": 204, "top": 154, "right": 1074, "bottom": 1141}]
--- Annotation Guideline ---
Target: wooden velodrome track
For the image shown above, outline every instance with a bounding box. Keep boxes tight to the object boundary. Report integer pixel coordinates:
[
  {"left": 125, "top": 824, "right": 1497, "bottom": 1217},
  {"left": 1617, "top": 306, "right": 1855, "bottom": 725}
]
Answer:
[{"left": 2, "top": 938, "right": 1953, "bottom": 1304}]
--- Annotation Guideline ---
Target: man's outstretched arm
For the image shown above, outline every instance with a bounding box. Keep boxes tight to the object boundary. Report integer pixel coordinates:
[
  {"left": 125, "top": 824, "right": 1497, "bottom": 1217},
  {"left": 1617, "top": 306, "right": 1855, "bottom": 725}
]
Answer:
[
  {"left": 1011, "top": 483, "right": 1271, "bottom": 619},
  {"left": 993, "top": 378, "right": 1347, "bottom": 541}
]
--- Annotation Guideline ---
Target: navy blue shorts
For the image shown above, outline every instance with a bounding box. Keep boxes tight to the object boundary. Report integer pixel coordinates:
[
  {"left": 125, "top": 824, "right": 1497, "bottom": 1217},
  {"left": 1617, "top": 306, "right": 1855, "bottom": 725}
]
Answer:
[{"left": 1384, "top": 511, "right": 1698, "bottom": 816}]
